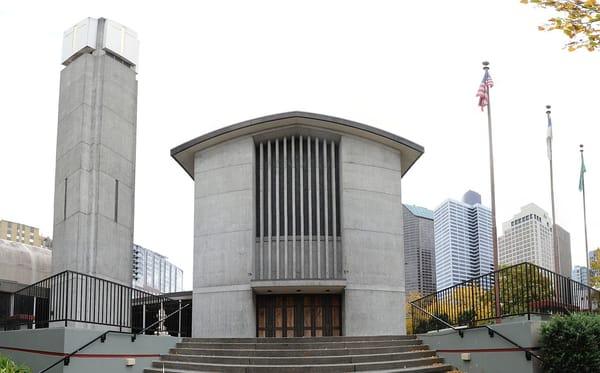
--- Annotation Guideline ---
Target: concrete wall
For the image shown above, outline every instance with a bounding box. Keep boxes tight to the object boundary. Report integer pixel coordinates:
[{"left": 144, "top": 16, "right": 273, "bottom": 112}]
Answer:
[
  {"left": 52, "top": 47, "right": 137, "bottom": 286},
  {"left": 0, "top": 327, "right": 177, "bottom": 373},
  {"left": 340, "top": 135, "right": 405, "bottom": 336},
  {"left": 192, "top": 137, "right": 255, "bottom": 337},
  {"left": 419, "top": 317, "right": 544, "bottom": 373}
]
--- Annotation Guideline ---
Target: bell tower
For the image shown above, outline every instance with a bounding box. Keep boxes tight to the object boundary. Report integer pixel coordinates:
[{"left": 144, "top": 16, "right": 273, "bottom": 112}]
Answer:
[{"left": 52, "top": 17, "right": 139, "bottom": 285}]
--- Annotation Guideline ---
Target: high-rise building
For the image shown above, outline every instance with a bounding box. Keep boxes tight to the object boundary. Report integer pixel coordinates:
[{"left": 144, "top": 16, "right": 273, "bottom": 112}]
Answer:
[
  {"left": 132, "top": 244, "right": 184, "bottom": 294},
  {"left": 556, "top": 224, "right": 572, "bottom": 278},
  {"left": 572, "top": 265, "right": 589, "bottom": 285},
  {"left": 51, "top": 18, "right": 139, "bottom": 285},
  {"left": 0, "top": 220, "right": 51, "bottom": 248},
  {"left": 498, "top": 204, "right": 571, "bottom": 276},
  {"left": 403, "top": 204, "right": 436, "bottom": 295},
  {"left": 434, "top": 191, "right": 493, "bottom": 290}
]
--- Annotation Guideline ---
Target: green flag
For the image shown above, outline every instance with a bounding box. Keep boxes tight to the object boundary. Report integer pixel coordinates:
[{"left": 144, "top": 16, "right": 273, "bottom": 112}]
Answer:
[{"left": 579, "top": 156, "right": 587, "bottom": 192}]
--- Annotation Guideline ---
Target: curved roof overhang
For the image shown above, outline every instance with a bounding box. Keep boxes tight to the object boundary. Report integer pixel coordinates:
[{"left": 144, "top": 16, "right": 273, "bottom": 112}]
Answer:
[{"left": 171, "top": 111, "right": 424, "bottom": 179}]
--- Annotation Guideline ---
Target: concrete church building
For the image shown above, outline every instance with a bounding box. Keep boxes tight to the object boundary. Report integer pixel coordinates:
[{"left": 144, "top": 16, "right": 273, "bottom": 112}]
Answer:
[{"left": 172, "top": 112, "right": 424, "bottom": 337}]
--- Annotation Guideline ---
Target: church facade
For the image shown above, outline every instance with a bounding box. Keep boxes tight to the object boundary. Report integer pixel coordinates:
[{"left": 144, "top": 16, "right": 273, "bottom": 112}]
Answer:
[{"left": 172, "top": 112, "right": 423, "bottom": 337}]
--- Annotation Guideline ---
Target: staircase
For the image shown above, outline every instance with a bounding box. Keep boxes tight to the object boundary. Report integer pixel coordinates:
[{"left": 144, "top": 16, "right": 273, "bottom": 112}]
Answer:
[{"left": 144, "top": 335, "right": 454, "bottom": 372}]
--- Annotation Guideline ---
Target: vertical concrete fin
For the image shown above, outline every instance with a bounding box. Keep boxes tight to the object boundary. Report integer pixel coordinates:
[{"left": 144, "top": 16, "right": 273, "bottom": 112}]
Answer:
[
  {"left": 259, "top": 142, "right": 264, "bottom": 279},
  {"left": 267, "top": 140, "right": 272, "bottom": 278},
  {"left": 331, "top": 140, "right": 337, "bottom": 278},
  {"left": 300, "top": 136, "right": 304, "bottom": 278},
  {"left": 323, "top": 139, "right": 329, "bottom": 279},
  {"left": 275, "top": 138, "right": 280, "bottom": 279},
  {"left": 291, "top": 136, "right": 296, "bottom": 279},
  {"left": 307, "top": 136, "right": 312, "bottom": 278}
]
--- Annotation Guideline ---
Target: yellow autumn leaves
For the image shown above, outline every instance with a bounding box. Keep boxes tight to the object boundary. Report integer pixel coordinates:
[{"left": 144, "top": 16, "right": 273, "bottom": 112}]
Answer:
[{"left": 522, "top": 0, "right": 600, "bottom": 51}]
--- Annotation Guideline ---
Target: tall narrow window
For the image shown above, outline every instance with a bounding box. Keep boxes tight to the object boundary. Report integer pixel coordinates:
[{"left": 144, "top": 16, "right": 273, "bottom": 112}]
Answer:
[
  {"left": 114, "top": 179, "right": 119, "bottom": 222},
  {"left": 63, "top": 177, "right": 68, "bottom": 221}
]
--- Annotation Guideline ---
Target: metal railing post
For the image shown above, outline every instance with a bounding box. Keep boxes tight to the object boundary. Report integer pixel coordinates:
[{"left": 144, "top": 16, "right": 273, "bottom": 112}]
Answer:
[
  {"left": 32, "top": 296, "right": 37, "bottom": 329},
  {"left": 64, "top": 273, "right": 69, "bottom": 327},
  {"left": 119, "top": 286, "right": 123, "bottom": 332},
  {"left": 525, "top": 263, "right": 531, "bottom": 320},
  {"left": 9, "top": 294, "right": 14, "bottom": 317},
  {"left": 142, "top": 303, "right": 146, "bottom": 332},
  {"left": 178, "top": 300, "right": 182, "bottom": 337}
]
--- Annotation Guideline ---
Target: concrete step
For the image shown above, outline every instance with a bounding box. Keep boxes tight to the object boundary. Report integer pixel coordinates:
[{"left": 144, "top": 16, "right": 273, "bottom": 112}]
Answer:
[
  {"left": 160, "top": 350, "right": 437, "bottom": 365},
  {"left": 176, "top": 339, "right": 423, "bottom": 350},
  {"left": 181, "top": 335, "right": 416, "bottom": 344},
  {"left": 149, "top": 356, "right": 447, "bottom": 372},
  {"left": 144, "top": 364, "right": 453, "bottom": 373},
  {"left": 170, "top": 344, "right": 429, "bottom": 357}
]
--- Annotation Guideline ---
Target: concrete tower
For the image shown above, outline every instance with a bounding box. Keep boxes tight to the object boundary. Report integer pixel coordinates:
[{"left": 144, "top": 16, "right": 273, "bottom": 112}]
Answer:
[{"left": 52, "top": 18, "right": 139, "bottom": 285}]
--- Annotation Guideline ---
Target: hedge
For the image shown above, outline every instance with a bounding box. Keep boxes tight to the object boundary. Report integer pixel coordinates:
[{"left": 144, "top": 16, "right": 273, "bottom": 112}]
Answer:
[{"left": 540, "top": 313, "right": 600, "bottom": 372}]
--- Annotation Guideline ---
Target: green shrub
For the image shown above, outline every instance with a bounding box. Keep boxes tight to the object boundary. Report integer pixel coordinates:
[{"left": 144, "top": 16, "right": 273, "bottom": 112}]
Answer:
[
  {"left": 540, "top": 313, "right": 600, "bottom": 372},
  {"left": 0, "top": 354, "right": 31, "bottom": 373}
]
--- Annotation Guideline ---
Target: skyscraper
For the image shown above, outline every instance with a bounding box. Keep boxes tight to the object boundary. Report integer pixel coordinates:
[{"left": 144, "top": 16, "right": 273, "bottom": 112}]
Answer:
[
  {"left": 572, "top": 265, "right": 589, "bottom": 285},
  {"left": 498, "top": 204, "right": 571, "bottom": 276},
  {"left": 51, "top": 18, "right": 139, "bottom": 285},
  {"left": 556, "top": 224, "right": 572, "bottom": 278},
  {"left": 132, "top": 244, "right": 184, "bottom": 294},
  {"left": 403, "top": 205, "right": 436, "bottom": 295},
  {"left": 434, "top": 191, "right": 493, "bottom": 290}
]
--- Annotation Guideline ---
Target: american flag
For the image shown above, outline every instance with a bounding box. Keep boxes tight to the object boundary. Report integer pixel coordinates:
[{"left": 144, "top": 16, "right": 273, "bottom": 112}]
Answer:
[{"left": 476, "top": 70, "right": 494, "bottom": 111}]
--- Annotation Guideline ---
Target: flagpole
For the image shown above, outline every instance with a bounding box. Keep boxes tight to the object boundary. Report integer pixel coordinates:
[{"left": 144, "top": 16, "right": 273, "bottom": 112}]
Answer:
[
  {"left": 581, "top": 144, "right": 590, "bottom": 285},
  {"left": 546, "top": 106, "right": 560, "bottom": 274},
  {"left": 483, "top": 61, "right": 501, "bottom": 320}
]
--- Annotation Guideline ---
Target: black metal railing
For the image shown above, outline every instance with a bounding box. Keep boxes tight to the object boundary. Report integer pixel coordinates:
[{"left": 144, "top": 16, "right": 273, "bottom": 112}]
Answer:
[
  {"left": 39, "top": 302, "right": 191, "bottom": 372},
  {"left": 410, "top": 262, "right": 600, "bottom": 334},
  {"left": 0, "top": 270, "right": 191, "bottom": 336}
]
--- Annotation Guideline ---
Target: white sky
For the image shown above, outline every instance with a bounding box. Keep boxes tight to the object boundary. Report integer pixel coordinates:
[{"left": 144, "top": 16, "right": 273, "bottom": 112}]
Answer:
[{"left": 0, "top": 1, "right": 598, "bottom": 290}]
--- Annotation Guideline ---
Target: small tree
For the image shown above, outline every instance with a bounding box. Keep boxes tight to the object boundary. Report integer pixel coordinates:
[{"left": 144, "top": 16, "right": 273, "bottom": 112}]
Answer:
[
  {"left": 589, "top": 248, "right": 600, "bottom": 288},
  {"left": 405, "top": 291, "right": 423, "bottom": 334},
  {"left": 521, "top": 0, "right": 600, "bottom": 51},
  {"left": 498, "top": 264, "right": 554, "bottom": 315}
]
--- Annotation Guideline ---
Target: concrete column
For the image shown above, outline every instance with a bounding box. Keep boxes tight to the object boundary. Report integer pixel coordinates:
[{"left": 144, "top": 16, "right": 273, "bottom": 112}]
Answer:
[
  {"left": 192, "top": 137, "right": 255, "bottom": 337},
  {"left": 340, "top": 135, "right": 406, "bottom": 335}
]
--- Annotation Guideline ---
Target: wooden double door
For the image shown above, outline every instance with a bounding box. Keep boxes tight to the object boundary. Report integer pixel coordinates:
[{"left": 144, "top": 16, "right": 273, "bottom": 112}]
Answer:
[{"left": 256, "top": 294, "right": 342, "bottom": 337}]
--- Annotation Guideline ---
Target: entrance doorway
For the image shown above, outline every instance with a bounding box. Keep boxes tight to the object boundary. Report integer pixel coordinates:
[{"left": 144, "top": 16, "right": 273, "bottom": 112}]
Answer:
[{"left": 256, "top": 294, "right": 341, "bottom": 337}]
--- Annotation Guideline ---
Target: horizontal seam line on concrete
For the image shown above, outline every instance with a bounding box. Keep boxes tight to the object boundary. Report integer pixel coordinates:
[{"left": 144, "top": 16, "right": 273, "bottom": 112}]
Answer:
[
  {"left": 343, "top": 187, "right": 401, "bottom": 197},
  {"left": 342, "top": 228, "right": 402, "bottom": 236},
  {"left": 195, "top": 229, "right": 252, "bottom": 237},
  {"left": 56, "top": 142, "right": 135, "bottom": 174},
  {"left": 195, "top": 187, "right": 252, "bottom": 199},
  {"left": 343, "top": 161, "right": 401, "bottom": 173},
  {"left": 58, "top": 210, "right": 132, "bottom": 230},
  {"left": 195, "top": 162, "right": 253, "bottom": 175}
]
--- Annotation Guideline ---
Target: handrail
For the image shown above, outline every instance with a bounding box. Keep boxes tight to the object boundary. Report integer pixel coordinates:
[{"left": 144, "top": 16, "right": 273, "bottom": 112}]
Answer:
[
  {"left": 38, "top": 303, "right": 190, "bottom": 373},
  {"left": 131, "top": 302, "right": 190, "bottom": 342},
  {"left": 481, "top": 324, "right": 543, "bottom": 362},
  {"left": 39, "top": 330, "right": 126, "bottom": 373},
  {"left": 410, "top": 302, "right": 544, "bottom": 363},
  {"left": 410, "top": 302, "right": 465, "bottom": 337}
]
